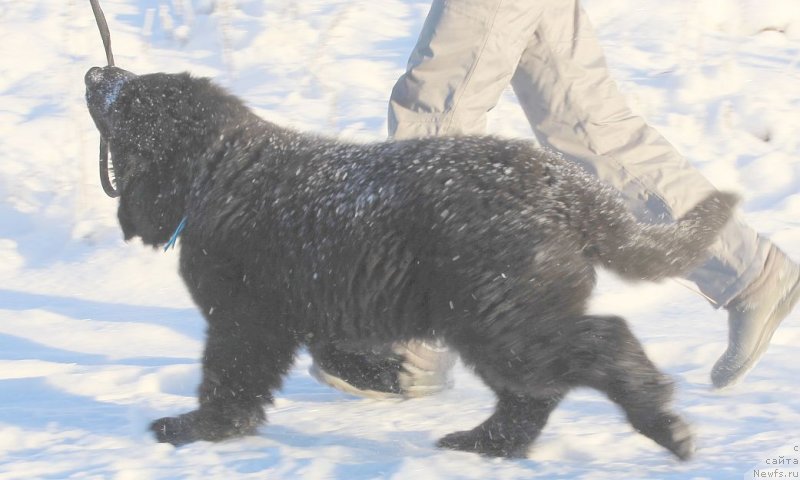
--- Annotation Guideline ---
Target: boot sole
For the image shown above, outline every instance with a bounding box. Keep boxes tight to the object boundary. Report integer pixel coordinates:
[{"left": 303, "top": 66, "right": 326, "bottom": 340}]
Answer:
[
  {"left": 309, "top": 362, "right": 453, "bottom": 399},
  {"left": 308, "top": 363, "right": 406, "bottom": 400}
]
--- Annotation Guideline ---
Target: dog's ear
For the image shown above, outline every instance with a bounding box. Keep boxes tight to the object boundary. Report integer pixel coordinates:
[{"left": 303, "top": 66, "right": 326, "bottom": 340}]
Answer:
[{"left": 116, "top": 160, "right": 163, "bottom": 241}]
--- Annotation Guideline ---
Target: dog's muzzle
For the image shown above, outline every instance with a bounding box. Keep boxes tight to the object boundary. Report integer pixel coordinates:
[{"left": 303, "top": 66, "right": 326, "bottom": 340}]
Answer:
[
  {"left": 85, "top": 66, "right": 137, "bottom": 129},
  {"left": 85, "top": 66, "right": 137, "bottom": 198}
]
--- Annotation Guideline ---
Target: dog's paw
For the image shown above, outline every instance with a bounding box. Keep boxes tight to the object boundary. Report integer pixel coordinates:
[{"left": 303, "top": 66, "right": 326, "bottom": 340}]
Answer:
[
  {"left": 150, "top": 414, "right": 198, "bottom": 446},
  {"left": 437, "top": 429, "right": 528, "bottom": 458},
  {"left": 658, "top": 414, "right": 695, "bottom": 461},
  {"left": 634, "top": 411, "right": 695, "bottom": 461},
  {"left": 150, "top": 407, "right": 263, "bottom": 446}
]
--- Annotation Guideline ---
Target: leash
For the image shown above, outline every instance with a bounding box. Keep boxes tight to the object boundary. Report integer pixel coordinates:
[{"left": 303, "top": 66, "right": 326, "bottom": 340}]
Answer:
[
  {"left": 89, "top": 0, "right": 115, "bottom": 67},
  {"left": 89, "top": 0, "right": 120, "bottom": 198}
]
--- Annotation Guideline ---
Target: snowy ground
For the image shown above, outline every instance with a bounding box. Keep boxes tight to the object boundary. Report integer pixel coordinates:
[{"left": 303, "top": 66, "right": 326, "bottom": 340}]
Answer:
[{"left": 1, "top": 0, "right": 800, "bottom": 478}]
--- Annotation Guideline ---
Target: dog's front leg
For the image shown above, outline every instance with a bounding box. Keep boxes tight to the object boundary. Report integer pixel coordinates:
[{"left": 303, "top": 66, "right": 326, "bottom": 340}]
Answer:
[{"left": 151, "top": 251, "right": 298, "bottom": 446}]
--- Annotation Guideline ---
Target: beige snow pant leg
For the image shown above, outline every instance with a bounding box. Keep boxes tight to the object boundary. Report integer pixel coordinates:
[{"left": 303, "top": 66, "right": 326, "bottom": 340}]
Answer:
[{"left": 389, "top": 0, "right": 770, "bottom": 306}]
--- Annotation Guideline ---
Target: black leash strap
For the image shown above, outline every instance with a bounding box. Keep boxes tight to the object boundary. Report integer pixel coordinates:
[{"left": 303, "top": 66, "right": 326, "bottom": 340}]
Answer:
[
  {"left": 89, "top": 0, "right": 115, "bottom": 67},
  {"left": 98, "top": 137, "right": 118, "bottom": 198},
  {"left": 89, "top": 0, "right": 120, "bottom": 197}
]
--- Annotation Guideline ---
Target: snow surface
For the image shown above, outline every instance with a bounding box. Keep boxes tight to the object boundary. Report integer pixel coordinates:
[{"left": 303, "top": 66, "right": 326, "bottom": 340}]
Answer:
[{"left": 1, "top": 0, "right": 799, "bottom": 478}]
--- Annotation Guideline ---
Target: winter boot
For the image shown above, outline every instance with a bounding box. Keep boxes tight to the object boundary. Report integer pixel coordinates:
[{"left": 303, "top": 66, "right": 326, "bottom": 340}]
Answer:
[
  {"left": 712, "top": 245, "right": 800, "bottom": 388},
  {"left": 310, "top": 340, "right": 456, "bottom": 399}
]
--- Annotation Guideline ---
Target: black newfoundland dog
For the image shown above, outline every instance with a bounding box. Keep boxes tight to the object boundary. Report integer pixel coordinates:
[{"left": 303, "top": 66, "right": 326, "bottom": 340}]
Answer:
[{"left": 85, "top": 66, "right": 738, "bottom": 460}]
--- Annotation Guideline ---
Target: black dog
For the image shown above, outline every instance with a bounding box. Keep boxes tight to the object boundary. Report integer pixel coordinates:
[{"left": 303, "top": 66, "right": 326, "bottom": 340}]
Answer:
[{"left": 85, "top": 66, "right": 738, "bottom": 460}]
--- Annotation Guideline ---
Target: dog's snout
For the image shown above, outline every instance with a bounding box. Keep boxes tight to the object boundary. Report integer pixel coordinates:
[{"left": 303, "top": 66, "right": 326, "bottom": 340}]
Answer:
[
  {"left": 85, "top": 66, "right": 105, "bottom": 88},
  {"left": 86, "top": 66, "right": 137, "bottom": 138},
  {"left": 85, "top": 66, "right": 137, "bottom": 126},
  {"left": 85, "top": 66, "right": 136, "bottom": 90}
]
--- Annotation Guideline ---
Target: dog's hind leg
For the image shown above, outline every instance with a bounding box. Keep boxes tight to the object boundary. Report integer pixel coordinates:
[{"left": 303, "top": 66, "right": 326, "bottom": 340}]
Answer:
[
  {"left": 567, "top": 315, "right": 695, "bottom": 460},
  {"left": 435, "top": 262, "right": 590, "bottom": 458},
  {"left": 439, "top": 323, "right": 572, "bottom": 458},
  {"left": 440, "top": 312, "right": 693, "bottom": 459}
]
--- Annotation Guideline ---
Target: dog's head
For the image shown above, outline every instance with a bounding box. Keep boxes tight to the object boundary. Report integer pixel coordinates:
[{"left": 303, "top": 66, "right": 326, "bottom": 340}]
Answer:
[{"left": 85, "top": 66, "right": 251, "bottom": 246}]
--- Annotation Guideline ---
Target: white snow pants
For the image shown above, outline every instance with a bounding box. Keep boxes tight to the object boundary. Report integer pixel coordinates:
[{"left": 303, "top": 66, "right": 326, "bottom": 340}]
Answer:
[{"left": 388, "top": 0, "right": 770, "bottom": 306}]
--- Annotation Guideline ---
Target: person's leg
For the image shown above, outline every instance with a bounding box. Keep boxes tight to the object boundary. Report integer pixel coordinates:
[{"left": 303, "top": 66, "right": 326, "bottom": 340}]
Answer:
[
  {"left": 388, "top": 0, "right": 544, "bottom": 138},
  {"left": 312, "top": 0, "right": 544, "bottom": 398},
  {"left": 509, "top": 1, "right": 798, "bottom": 387}
]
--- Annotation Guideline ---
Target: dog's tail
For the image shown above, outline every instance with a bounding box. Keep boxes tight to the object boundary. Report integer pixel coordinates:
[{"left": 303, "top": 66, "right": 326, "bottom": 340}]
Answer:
[{"left": 588, "top": 191, "right": 739, "bottom": 282}]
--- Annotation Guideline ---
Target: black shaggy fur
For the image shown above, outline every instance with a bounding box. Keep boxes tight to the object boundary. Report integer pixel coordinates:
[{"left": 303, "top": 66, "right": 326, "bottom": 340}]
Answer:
[{"left": 85, "top": 66, "right": 739, "bottom": 460}]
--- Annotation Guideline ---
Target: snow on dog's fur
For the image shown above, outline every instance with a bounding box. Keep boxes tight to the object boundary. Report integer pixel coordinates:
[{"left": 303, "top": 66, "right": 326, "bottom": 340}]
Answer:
[{"left": 85, "top": 66, "right": 738, "bottom": 459}]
